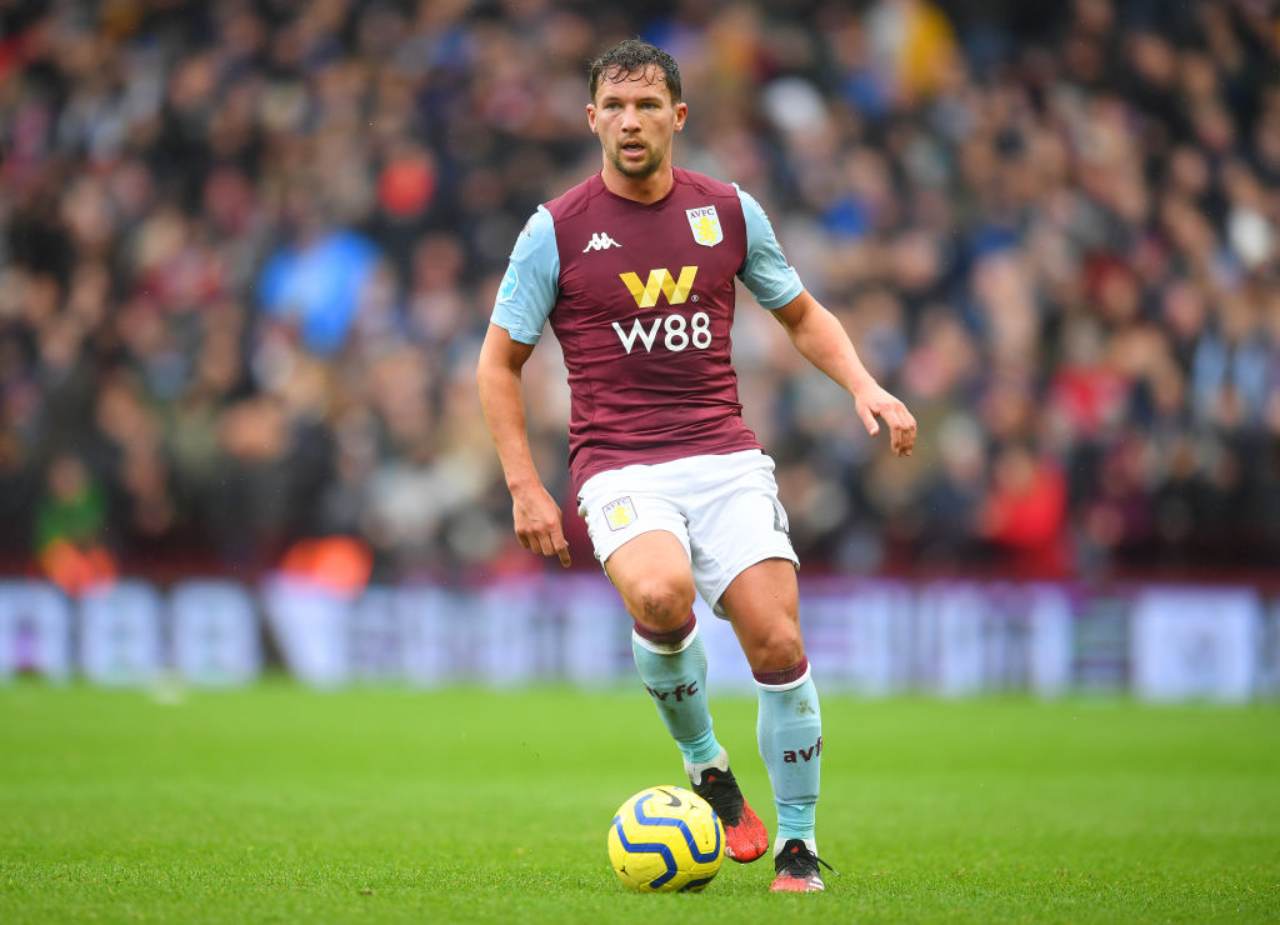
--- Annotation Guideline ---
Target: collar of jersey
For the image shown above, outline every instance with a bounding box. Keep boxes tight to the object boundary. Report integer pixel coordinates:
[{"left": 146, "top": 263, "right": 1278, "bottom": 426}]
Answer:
[{"left": 594, "top": 170, "right": 680, "bottom": 210}]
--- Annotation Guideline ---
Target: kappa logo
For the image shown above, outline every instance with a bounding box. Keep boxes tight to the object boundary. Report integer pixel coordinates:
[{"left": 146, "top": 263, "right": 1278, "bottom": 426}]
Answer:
[
  {"left": 583, "top": 232, "right": 622, "bottom": 252},
  {"left": 618, "top": 266, "right": 698, "bottom": 309}
]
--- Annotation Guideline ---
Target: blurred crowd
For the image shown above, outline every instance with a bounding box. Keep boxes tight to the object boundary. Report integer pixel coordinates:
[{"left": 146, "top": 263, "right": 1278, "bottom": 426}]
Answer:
[{"left": 2, "top": 0, "right": 1279, "bottom": 588}]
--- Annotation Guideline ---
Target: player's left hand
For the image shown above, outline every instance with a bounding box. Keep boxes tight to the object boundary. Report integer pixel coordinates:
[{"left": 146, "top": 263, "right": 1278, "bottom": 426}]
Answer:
[{"left": 854, "top": 385, "right": 917, "bottom": 457}]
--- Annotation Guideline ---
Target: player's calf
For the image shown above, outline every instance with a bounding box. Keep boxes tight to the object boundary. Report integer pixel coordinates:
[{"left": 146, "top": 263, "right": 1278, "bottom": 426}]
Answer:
[
  {"left": 630, "top": 613, "right": 758, "bottom": 861},
  {"left": 755, "top": 656, "right": 823, "bottom": 877}
]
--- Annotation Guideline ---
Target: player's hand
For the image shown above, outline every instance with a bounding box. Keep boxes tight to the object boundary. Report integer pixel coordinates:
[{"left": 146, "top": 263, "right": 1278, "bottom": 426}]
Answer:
[
  {"left": 854, "top": 384, "right": 917, "bottom": 457},
  {"left": 511, "top": 483, "right": 572, "bottom": 567}
]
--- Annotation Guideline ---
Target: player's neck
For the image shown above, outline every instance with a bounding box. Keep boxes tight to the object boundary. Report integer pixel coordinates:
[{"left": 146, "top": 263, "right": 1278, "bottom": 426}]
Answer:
[{"left": 600, "top": 161, "right": 675, "bottom": 205}]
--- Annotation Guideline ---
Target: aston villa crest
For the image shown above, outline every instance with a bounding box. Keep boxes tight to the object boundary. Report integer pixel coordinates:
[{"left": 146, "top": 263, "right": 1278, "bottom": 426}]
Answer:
[{"left": 686, "top": 205, "right": 723, "bottom": 247}]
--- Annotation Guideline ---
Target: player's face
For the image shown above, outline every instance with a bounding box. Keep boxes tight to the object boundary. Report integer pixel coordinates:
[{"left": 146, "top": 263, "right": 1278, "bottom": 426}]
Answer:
[{"left": 587, "top": 66, "right": 687, "bottom": 180}]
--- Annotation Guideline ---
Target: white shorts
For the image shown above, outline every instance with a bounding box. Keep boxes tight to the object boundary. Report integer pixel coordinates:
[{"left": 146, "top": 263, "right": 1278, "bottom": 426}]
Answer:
[{"left": 577, "top": 449, "right": 799, "bottom": 616}]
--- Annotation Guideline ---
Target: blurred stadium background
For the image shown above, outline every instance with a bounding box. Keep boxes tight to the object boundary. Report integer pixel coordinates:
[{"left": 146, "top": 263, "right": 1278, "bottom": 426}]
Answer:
[
  {"left": 0, "top": 0, "right": 1279, "bottom": 699},
  {"left": 4, "top": 3, "right": 1280, "bottom": 923}
]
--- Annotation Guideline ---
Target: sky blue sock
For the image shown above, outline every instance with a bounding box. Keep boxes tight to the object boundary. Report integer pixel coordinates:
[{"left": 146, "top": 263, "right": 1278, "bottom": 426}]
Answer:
[
  {"left": 631, "top": 617, "right": 722, "bottom": 767},
  {"left": 755, "top": 660, "right": 821, "bottom": 844}
]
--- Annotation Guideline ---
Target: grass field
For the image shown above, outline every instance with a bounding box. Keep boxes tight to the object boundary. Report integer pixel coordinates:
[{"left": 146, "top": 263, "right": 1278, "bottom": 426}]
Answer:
[{"left": 1, "top": 683, "right": 1278, "bottom": 923}]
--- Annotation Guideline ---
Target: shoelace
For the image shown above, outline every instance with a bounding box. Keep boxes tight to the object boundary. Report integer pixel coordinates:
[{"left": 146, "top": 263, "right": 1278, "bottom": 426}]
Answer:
[
  {"left": 778, "top": 842, "right": 839, "bottom": 877},
  {"left": 694, "top": 771, "right": 744, "bottom": 826}
]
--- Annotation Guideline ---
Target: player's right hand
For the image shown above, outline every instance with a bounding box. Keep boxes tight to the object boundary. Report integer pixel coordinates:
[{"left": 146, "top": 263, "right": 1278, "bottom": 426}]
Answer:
[{"left": 511, "top": 484, "right": 572, "bottom": 568}]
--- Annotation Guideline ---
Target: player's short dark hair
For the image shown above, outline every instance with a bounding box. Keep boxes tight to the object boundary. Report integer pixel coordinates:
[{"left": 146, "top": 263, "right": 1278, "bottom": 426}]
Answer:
[{"left": 588, "top": 39, "right": 682, "bottom": 104}]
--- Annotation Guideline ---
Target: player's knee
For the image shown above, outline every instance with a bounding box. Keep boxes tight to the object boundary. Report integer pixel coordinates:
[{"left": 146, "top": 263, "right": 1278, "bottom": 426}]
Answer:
[
  {"left": 627, "top": 577, "right": 695, "bottom": 630},
  {"left": 749, "top": 622, "right": 805, "bottom": 673}
]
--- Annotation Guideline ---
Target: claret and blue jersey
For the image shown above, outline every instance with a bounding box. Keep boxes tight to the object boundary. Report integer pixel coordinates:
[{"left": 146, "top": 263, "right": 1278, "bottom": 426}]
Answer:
[{"left": 491, "top": 168, "right": 804, "bottom": 499}]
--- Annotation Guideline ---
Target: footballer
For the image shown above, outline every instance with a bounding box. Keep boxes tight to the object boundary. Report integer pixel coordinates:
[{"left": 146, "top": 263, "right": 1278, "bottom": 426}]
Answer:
[{"left": 477, "top": 39, "right": 917, "bottom": 893}]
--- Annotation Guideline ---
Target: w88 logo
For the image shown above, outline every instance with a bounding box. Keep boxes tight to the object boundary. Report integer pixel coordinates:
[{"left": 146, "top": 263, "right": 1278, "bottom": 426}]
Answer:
[{"left": 612, "top": 312, "right": 713, "bottom": 354}]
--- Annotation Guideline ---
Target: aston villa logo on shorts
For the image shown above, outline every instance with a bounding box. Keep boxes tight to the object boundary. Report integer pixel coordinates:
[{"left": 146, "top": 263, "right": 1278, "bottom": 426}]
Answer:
[
  {"left": 686, "top": 206, "right": 723, "bottom": 247},
  {"left": 603, "top": 497, "right": 638, "bottom": 531}
]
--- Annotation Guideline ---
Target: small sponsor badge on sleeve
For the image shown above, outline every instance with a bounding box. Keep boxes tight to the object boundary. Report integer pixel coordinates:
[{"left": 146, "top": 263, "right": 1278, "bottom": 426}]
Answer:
[
  {"left": 497, "top": 264, "right": 519, "bottom": 302},
  {"left": 603, "top": 497, "right": 638, "bottom": 531}
]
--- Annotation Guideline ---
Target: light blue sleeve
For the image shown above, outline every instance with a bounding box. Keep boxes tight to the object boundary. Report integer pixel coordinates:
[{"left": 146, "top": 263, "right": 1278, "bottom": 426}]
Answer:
[
  {"left": 735, "top": 185, "right": 804, "bottom": 310},
  {"left": 490, "top": 206, "right": 558, "bottom": 344}
]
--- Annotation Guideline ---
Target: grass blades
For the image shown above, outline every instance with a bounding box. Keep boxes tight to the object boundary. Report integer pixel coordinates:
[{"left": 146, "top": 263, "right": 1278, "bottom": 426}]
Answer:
[{"left": 1, "top": 683, "right": 1278, "bottom": 923}]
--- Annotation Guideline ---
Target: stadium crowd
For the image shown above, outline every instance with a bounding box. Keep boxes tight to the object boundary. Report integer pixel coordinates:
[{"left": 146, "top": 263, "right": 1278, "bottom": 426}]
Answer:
[{"left": 1, "top": 0, "right": 1279, "bottom": 588}]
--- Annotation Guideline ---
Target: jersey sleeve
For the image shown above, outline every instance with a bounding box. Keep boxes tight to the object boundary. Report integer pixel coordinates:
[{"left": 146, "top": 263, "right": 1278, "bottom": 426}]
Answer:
[
  {"left": 734, "top": 185, "right": 804, "bottom": 310},
  {"left": 490, "top": 206, "right": 559, "bottom": 344}
]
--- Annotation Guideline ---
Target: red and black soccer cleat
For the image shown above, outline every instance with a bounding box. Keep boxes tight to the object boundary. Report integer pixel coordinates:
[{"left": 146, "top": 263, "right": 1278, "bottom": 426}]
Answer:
[
  {"left": 769, "top": 838, "right": 833, "bottom": 892},
  {"left": 689, "top": 764, "right": 769, "bottom": 863}
]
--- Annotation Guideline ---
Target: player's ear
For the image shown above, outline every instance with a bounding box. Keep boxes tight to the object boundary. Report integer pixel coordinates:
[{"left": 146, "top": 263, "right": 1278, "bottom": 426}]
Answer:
[
  {"left": 673, "top": 101, "right": 688, "bottom": 132},
  {"left": 586, "top": 103, "right": 598, "bottom": 134}
]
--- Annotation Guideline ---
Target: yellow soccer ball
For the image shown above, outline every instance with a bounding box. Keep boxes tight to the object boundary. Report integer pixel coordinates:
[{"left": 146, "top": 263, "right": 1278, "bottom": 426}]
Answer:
[{"left": 607, "top": 785, "right": 725, "bottom": 892}]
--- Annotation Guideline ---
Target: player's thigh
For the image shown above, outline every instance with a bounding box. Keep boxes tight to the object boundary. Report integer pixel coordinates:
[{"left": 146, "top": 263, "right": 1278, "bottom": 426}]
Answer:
[
  {"left": 718, "top": 558, "right": 804, "bottom": 673},
  {"left": 578, "top": 467, "right": 690, "bottom": 578},
  {"left": 604, "top": 530, "right": 698, "bottom": 628},
  {"left": 684, "top": 451, "right": 798, "bottom": 615}
]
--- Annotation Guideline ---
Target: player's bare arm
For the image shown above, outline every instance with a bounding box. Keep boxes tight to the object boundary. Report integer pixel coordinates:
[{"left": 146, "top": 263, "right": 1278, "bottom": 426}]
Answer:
[
  {"left": 476, "top": 323, "right": 571, "bottom": 567},
  {"left": 772, "top": 290, "right": 917, "bottom": 457}
]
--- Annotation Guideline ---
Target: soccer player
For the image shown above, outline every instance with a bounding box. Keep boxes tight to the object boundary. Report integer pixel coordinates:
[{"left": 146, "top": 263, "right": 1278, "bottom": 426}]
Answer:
[{"left": 477, "top": 39, "right": 916, "bottom": 893}]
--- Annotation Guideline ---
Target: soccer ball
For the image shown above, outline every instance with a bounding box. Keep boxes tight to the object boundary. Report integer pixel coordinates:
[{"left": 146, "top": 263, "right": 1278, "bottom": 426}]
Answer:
[{"left": 607, "top": 785, "right": 725, "bottom": 892}]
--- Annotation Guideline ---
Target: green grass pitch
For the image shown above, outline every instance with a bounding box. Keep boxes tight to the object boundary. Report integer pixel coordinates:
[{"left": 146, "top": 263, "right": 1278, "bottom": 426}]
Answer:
[{"left": 2, "top": 683, "right": 1278, "bottom": 923}]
